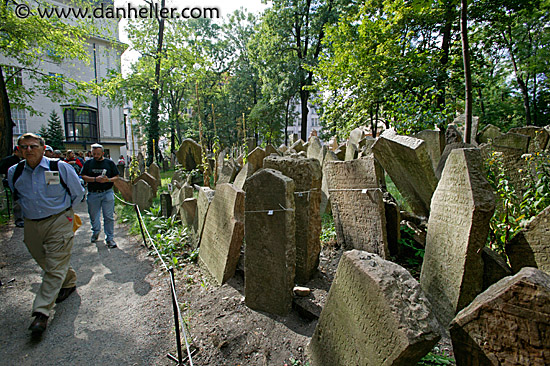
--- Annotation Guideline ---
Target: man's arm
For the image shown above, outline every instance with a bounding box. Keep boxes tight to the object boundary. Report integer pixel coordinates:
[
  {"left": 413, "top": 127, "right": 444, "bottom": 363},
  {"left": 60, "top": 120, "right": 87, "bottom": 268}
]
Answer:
[{"left": 58, "top": 161, "right": 85, "bottom": 204}]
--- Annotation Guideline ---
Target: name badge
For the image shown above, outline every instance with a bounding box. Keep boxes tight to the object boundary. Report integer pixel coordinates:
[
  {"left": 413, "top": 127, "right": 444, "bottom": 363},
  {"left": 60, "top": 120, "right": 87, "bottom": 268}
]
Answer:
[{"left": 45, "top": 171, "right": 61, "bottom": 185}]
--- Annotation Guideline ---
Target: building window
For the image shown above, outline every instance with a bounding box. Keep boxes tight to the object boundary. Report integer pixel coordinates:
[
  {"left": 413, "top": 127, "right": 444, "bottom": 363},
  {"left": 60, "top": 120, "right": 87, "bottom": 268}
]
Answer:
[
  {"left": 12, "top": 109, "right": 27, "bottom": 135},
  {"left": 312, "top": 117, "right": 319, "bottom": 127},
  {"left": 3, "top": 66, "right": 23, "bottom": 87},
  {"left": 64, "top": 107, "right": 98, "bottom": 142}
]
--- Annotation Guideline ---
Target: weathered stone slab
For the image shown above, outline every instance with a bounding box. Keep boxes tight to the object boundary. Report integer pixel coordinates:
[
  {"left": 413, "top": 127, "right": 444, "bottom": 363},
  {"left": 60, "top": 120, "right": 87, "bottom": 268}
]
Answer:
[
  {"left": 420, "top": 148, "right": 495, "bottom": 327},
  {"left": 217, "top": 158, "right": 239, "bottom": 184},
  {"left": 265, "top": 144, "right": 279, "bottom": 157},
  {"left": 415, "top": 129, "right": 445, "bottom": 173},
  {"left": 310, "top": 250, "right": 441, "bottom": 366},
  {"left": 492, "top": 132, "right": 530, "bottom": 153},
  {"left": 132, "top": 179, "right": 153, "bottom": 211},
  {"left": 245, "top": 137, "right": 256, "bottom": 152},
  {"left": 244, "top": 168, "right": 296, "bottom": 315},
  {"left": 325, "top": 155, "right": 388, "bottom": 257},
  {"left": 171, "top": 170, "right": 185, "bottom": 186},
  {"left": 198, "top": 183, "right": 245, "bottom": 284},
  {"left": 372, "top": 129, "right": 438, "bottom": 217},
  {"left": 450, "top": 267, "right": 550, "bottom": 365},
  {"left": 246, "top": 147, "right": 265, "bottom": 172},
  {"left": 182, "top": 182, "right": 193, "bottom": 199},
  {"left": 327, "top": 137, "right": 339, "bottom": 151},
  {"left": 233, "top": 162, "right": 254, "bottom": 191},
  {"left": 180, "top": 198, "right": 197, "bottom": 232},
  {"left": 384, "top": 198, "right": 401, "bottom": 257},
  {"left": 452, "top": 114, "right": 479, "bottom": 144},
  {"left": 348, "top": 127, "right": 366, "bottom": 147},
  {"left": 137, "top": 152, "right": 145, "bottom": 174},
  {"left": 160, "top": 192, "right": 172, "bottom": 217},
  {"left": 196, "top": 186, "right": 215, "bottom": 248},
  {"left": 307, "top": 136, "right": 326, "bottom": 166},
  {"left": 263, "top": 155, "right": 322, "bottom": 284},
  {"left": 477, "top": 124, "right": 503, "bottom": 144},
  {"left": 506, "top": 205, "right": 550, "bottom": 274},
  {"left": 482, "top": 247, "right": 512, "bottom": 291},
  {"left": 133, "top": 172, "right": 158, "bottom": 197},
  {"left": 148, "top": 162, "right": 161, "bottom": 183},
  {"left": 509, "top": 125, "right": 550, "bottom": 152},
  {"left": 320, "top": 150, "right": 339, "bottom": 215},
  {"left": 435, "top": 142, "right": 475, "bottom": 179},
  {"left": 290, "top": 139, "right": 306, "bottom": 153},
  {"left": 344, "top": 141, "right": 358, "bottom": 161},
  {"left": 113, "top": 177, "right": 133, "bottom": 203},
  {"left": 176, "top": 138, "right": 202, "bottom": 171}
]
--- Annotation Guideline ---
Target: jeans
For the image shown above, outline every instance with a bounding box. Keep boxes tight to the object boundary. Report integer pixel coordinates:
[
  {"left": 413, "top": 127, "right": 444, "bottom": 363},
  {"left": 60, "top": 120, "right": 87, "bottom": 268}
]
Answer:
[{"left": 87, "top": 189, "right": 115, "bottom": 241}]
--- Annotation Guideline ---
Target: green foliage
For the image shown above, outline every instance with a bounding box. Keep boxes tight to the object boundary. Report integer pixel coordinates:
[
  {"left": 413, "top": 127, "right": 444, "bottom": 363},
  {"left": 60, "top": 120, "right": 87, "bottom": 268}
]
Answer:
[
  {"left": 128, "top": 157, "right": 141, "bottom": 182},
  {"left": 38, "top": 110, "right": 65, "bottom": 150},
  {"left": 396, "top": 226, "right": 425, "bottom": 279},
  {"left": 320, "top": 213, "right": 336, "bottom": 245},
  {"left": 485, "top": 151, "right": 550, "bottom": 253},
  {"left": 417, "top": 352, "right": 455, "bottom": 365}
]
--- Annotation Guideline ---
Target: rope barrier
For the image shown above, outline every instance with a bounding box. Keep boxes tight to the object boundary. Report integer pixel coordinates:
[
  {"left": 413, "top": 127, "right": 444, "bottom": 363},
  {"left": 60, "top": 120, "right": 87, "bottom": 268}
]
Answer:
[
  {"left": 328, "top": 188, "right": 382, "bottom": 193},
  {"left": 114, "top": 193, "right": 194, "bottom": 366},
  {"left": 245, "top": 203, "right": 294, "bottom": 215}
]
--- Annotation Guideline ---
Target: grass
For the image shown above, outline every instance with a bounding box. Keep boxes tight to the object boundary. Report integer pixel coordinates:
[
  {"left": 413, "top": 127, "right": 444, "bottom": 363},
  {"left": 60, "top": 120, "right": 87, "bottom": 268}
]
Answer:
[{"left": 385, "top": 173, "right": 413, "bottom": 213}]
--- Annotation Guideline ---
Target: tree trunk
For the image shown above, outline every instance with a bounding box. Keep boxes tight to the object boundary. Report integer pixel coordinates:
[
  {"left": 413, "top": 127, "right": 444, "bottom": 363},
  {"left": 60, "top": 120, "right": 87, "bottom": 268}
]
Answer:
[
  {"left": 461, "top": 0, "right": 473, "bottom": 144},
  {"left": 0, "top": 66, "right": 14, "bottom": 158},
  {"left": 299, "top": 87, "right": 309, "bottom": 142},
  {"left": 284, "top": 98, "right": 290, "bottom": 146},
  {"left": 147, "top": 0, "right": 165, "bottom": 166}
]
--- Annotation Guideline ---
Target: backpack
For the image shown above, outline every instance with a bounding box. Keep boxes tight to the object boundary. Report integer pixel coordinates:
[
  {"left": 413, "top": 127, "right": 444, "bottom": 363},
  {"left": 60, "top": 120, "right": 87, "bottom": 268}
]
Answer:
[{"left": 12, "top": 159, "right": 71, "bottom": 201}]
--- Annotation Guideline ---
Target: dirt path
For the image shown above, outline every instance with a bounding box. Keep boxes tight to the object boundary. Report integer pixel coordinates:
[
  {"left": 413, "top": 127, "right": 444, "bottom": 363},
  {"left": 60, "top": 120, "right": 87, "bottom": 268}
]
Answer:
[{"left": 0, "top": 201, "right": 176, "bottom": 366}]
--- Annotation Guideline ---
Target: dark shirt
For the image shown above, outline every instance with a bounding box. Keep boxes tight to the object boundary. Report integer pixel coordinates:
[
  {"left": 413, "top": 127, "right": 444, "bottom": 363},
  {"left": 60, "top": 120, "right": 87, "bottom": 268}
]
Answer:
[
  {"left": 82, "top": 158, "right": 119, "bottom": 192},
  {"left": 0, "top": 155, "right": 21, "bottom": 176}
]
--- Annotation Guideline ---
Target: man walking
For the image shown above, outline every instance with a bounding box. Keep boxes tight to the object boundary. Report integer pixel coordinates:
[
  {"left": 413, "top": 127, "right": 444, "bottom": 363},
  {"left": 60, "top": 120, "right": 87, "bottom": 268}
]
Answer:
[
  {"left": 81, "top": 144, "right": 119, "bottom": 248},
  {"left": 8, "top": 133, "right": 85, "bottom": 334}
]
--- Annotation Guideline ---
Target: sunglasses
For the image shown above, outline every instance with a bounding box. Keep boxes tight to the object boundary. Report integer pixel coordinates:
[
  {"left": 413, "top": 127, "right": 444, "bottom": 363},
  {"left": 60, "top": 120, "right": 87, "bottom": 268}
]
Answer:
[{"left": 19, "top": 144, "right": 42, "bottom": 150}]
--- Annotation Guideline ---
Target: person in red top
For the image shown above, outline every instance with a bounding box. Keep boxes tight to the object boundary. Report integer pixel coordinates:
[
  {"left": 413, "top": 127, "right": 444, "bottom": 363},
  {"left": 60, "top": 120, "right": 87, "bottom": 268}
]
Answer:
[{"left": 64, "top": 150, "right": 83, "bottom": 174}]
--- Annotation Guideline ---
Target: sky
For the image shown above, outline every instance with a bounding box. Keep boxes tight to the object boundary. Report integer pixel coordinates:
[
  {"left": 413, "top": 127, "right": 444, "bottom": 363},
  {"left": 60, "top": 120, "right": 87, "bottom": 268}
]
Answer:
[{"left": 115, "top": 0, "right": 270, "bottom": 74}]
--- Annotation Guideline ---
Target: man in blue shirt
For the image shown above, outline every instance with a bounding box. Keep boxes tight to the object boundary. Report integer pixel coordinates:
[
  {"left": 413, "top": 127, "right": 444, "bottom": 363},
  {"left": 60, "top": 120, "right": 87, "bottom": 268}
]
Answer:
[{"left": 8, "top": 133, "right": 85, "bottom": 335}]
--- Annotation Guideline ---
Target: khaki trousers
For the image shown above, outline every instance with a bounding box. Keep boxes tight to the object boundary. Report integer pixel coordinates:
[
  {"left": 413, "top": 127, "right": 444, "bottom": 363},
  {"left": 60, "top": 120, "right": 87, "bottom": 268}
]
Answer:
[{"left": 23, "top": 208, "right": 76, "bottom": 316}]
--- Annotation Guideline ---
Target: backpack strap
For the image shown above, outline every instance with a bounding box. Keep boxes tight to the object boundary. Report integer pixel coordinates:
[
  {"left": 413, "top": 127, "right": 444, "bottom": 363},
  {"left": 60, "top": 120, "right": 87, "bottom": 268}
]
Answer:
[{"left": 12, "top": 159, "right": 71, "bottom": 200}]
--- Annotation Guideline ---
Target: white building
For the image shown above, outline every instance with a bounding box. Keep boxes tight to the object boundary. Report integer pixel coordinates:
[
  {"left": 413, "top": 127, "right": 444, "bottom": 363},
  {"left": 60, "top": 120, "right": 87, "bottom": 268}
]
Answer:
[
  {"left": 1, "top": 0, "right": 127, "bottom": 159},
  {"left": 285, "top": 99, "right": 323, "bottom": 141}
]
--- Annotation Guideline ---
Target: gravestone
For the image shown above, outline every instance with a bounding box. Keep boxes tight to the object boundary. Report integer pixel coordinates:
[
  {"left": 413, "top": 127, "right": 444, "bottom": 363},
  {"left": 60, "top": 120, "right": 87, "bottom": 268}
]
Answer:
[
  {"left": 180, "top": 197, "right": 197, "bottom": 232},
  {"left": 327, "top": 136, "right": 339, "bottom": 151},
  {"left": 290, "top": 139, "right": 306, "bottom": 153},
  {"left": 450, "top": 267, "right": 550, "bottom": 365},
  {"left": 244, "top": 168, "right": 296, "bottom": 315},
  {"left": 509, "top": 125, "right": 550, "bottom": 152},
  {"left": 198, "top": 183, "right": 245, "bottom": 284},
  {"left": 324, "top": 155, "right": 388, "bottom": 257},
  {"left": 176, "top": 138, "right": 202, "bottom": 171},
  {"left": 137, "top": 152, "right": 145, "bottom": 174},
  {"left": 113, "top": 178, "right": 133, "bottom": 203},
  {"left": 160, "top": 193, "right": 172, "bottom": 217},
  {"left": 265, "top": 144, "right": 279, "bottom": 157},
  {"left": 492, "top": 132, "right": 530, "bottom": 153},
  {"left": 435, "top": 142, "right": 475, "bottom": 179},
  {"left": 133, "top": 172, "right": 158, "bottom": 197},
  {"left": 171, "top": 170, "right": 185, "bottom": 186},
  {"left": 481, "top": 247, "right": 512, "bottom": 290},
  {"left": 506, "top": 205, "right": 550, "bottom": 274},
  {"left": 263, "top": 156, "right": 322, "bottom": 284},
  {"left": 132, "top": 179, "right": 153, "bottom": 211},
  {"left": 278, "top": 144, "right": 288, "bottom": 154},
  {"left": 117, "top": 164, "right": 124, "bottom": 177},
  {"left": 309, "top": 250, "right": 441, "bottom": 366},
  {"left": 446, "top": 124, "right": 463, "bottom": 144},
  {"left": 182, "top": 182, "right": 194, "bottom": 199},
  {"left": 245, "top": 137, "right": 256, "bottom": 152},
  {"left": 477, "top": 124, "right": 503, "bottom": 144},
  {"left": 348, "top": 127, "right": 366, "bottom": 147},
  {"left": 372, "top": 129, "right": 438, "bottom": 217},
  {"left": 195, "top": 186, "right": 215, "bottom": 248},
  {"left": 320, "top": 150, "right": 339, "bottom": 214},
  {"left": 307, "top": 136, "right": 326, "bottom": 166},
  {"left": 170, "top": 186, "right": 183, "bottom": 210},
  {"left": 247, "top": 147, "right": 265, "bottom": 172},
  {"left": 162, "top": 159, "right": 169, "bottom": 172},
  {"left": 233, "top": 163, "right": 254, "bottom": 191},
  {"left": 452, "top": 114, "right": 479, "bottom": 144},
  {"left": 148, "top": 162, "right": 161, "bottom": 183},
  {"left": 335, "top": 144, "right": 346, "bottom": 160},
  {"left": 217, "top": 158, "right": 239, "bottom": 184},
  {"left": 420, "top": 148, "right": 495, "bottom": 327},
  {"left": 344, "top": 141, "right": 358, "bottom": 161},
  {"left": 414, "top": 129, "right": 445, "bottom": 173},
  {"left": 384, "top": 198, "right": 401, "bottom": 257}
]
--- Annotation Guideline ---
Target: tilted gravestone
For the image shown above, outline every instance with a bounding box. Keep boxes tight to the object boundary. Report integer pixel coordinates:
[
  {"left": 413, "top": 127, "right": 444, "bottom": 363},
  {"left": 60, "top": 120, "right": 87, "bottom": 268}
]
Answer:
[
  {"left": 509, "top": 125, "right": 550, "bottom": 152},
  {"left": 265, "top": 144, "right": 279, "bottom": 157},
  {"left": 244, "top": 168, "right": 296, "bottom": 315},
  {"left": 414, "top": 129, "right": 445, "bottom": 173},
  {"left": 372, "top": 129, "right": 438, "bottom": 217},
  {"left": 160, "top": 193, "right": 172, "bottom": 218},
  {"left": 113, "top": 177, "right": 133, "bottom": 203},
  {"left": 217, "top": 158, "right": 239, "bottom": 184},
  {"left": 198, "top": 183, "right": 245, "bottom": 284},
  {"left": 176, "top": 138, "right": 202, "bottom": 171},
  {"left": 309, "top": 250, "right": 441, "bottom": 366},
  {"left": 290, "top": 139, "right": 306, "bottom": 153},
  {"left": 233, "top": 162, "right": 254, "bottom": 191},
  {"left": 264, "top": 155, "right": 322, "bottom": 284},
  {"left": 132, "top": 179, "right": 153, "bottom": 211},
  {"left": 324, "top": 155, "right": 388, "bottom": 257},
  {"left": 506, "top": 205, "right": 550, "bottom": 274},
  {"left": 420, "top": 148, "right": 495, "bottom": 327},
  {"left": 320, "top": 150, "right": 339, "bottom": 215},
  {"left": 435, "top": 142, "right": 475, "bottom": 179},
  {"left": 477, "top": 124, "right": 503, "bottom": 144},
  {"left": 195, "top": 186, "right": 215, "bottom": 249},
  {"left": 147, "top": 162, "right": 161, "bottom": 184},
  {"left": 246, "top": 147, "right": 265, "bottom": 172},
  {"left": 180, "top": 197, "right": 197, "bottom": 232},
  {"left": 450, "top": 267, "right": 550, "bottom": 365},
  {"left": 307, "top": 136, "right": 326, "bottom": 167},
  {"left": 133, "top": 172, "right": 158, "bottom": 197}
]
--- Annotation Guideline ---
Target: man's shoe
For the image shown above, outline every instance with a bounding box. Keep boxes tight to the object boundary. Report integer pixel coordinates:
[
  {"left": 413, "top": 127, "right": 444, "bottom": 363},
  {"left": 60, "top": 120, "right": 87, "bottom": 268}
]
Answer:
[
  {"left": 91, "top": 233, "right": 99, "bottom": 242},
  {"left": 15, "top": 220, "right": 24, "bottom": 228},
  {"left": 29, "top": 313, "right": 48, "bottom": 334},
  {"left": 55, "top": 286, "right": 76, "bottom": 303},
  {"left": 106, "top": 240, "right": 117, "bottom": 248}
]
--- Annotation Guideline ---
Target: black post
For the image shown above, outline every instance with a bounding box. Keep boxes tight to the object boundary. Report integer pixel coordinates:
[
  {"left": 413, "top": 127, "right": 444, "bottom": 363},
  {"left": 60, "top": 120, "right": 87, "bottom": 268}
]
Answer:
[
  {"left": 169, "top": 267, "right": 184, "bottom": 365},
  {"left": 134, "top": 205, "right": 148, "bottom": 248}
]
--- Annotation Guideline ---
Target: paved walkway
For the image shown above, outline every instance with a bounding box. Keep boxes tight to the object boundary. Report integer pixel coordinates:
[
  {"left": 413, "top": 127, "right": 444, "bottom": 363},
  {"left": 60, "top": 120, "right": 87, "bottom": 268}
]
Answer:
[{"left": 0, "top": 201, "right": 174, "bottom": 365}]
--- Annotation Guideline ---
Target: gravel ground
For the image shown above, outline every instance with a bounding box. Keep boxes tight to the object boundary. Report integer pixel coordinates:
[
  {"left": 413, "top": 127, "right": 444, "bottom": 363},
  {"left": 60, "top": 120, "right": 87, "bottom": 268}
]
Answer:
[{"left": 0, "top": 201, "right": 176, "bottom": 366}]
